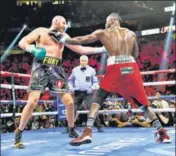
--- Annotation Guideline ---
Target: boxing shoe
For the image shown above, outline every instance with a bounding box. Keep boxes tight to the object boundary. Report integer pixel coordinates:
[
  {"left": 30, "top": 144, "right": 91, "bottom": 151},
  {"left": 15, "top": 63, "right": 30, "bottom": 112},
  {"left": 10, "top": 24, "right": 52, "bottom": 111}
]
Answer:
[
  {"left": 14, "top": 128, "right": 25, "bottom": 149},
  {"left": 70, "top": 127, "right": 92, "bottom": 146},
  {"left": 155, "top": 128, "right": 171, "bottom": 143}
]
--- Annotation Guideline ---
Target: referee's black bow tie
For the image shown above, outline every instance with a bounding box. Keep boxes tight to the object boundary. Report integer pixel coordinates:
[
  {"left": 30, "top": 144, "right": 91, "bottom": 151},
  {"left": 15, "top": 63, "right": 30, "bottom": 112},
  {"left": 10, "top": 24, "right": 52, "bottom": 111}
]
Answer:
[{"left": 80, "top": 67, "right": 86, "bottom": 71}]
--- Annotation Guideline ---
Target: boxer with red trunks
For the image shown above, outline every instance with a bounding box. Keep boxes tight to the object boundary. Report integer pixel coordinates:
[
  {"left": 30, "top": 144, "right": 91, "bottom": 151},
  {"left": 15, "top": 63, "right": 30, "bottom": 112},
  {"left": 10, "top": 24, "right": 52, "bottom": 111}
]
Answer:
[
  {"left": 56, "top": 12, "right": 171, "bottom": 145},
  {"left": 101, "top": 55, "right": 149, "bottom": 109}
]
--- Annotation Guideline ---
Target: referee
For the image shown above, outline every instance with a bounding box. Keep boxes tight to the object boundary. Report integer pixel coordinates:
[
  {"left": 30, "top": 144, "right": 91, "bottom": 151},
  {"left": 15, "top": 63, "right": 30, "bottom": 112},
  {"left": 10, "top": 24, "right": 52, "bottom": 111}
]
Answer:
[{"left": 69, "top": 55, "right": 103, "bottom": 132}]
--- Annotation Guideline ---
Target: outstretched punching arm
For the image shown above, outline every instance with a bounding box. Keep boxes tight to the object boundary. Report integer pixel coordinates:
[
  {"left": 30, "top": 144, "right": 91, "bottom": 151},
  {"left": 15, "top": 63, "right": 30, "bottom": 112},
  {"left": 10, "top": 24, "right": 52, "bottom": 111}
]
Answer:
[{"left": 49, "top": 29, "right": 107, "bottom": 55}]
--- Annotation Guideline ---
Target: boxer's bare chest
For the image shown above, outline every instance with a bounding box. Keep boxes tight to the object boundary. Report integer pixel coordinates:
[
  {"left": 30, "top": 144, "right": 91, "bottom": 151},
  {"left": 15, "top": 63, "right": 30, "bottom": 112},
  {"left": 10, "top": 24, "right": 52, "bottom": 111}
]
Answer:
[{"left": 36, "top": 31, "right": 64, "bottom": 58}]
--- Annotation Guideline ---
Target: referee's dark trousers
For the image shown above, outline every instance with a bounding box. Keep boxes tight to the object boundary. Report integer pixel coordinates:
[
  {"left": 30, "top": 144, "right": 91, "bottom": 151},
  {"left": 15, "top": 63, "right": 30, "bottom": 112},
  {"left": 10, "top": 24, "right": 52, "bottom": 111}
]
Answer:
[{"left": 74, "top": 90, "right": 103, "bottom": 132}]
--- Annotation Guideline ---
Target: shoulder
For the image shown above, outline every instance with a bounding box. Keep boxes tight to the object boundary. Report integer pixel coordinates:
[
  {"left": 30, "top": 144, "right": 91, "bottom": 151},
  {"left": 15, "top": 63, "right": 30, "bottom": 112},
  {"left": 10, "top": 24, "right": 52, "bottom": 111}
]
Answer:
[
  {"left": 92, "top": 29, "right": 105, "bottom": 36},
  {"left": 33, "top": 27, "right": 47, "bottom": 32},
  {"left": 30, "top": 27, "right": 48, "bottom": 34},
  {"left": 88, "top": 66, "right": 96, "bottom": 72},
  {"left": 121, "top": 27, "right": 135, "bottom": 35},
  {"left": 127, "top": 29, "right": 136, "bottom": 38},
  {"left": 73, "top": 66, "right": 80, "bottom": 71}
]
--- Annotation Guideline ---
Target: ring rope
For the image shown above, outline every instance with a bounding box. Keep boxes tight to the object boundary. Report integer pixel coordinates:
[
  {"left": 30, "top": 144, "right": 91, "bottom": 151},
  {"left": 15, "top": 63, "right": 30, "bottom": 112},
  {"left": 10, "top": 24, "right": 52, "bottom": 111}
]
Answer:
[
  {"left": 1, "top": 80, "right": 175, "bottom": 91},
  {"left": 0, "top": 95, "right": 175, "bottom": 104},
  {"left": 0, "top": 100, "right": 57, "bottom": 104},
  {"left": 1, "top": 68, "right": 175, "bottom": 78},
  {"left": 1, "top": 108, "right": 175, "bottom": 118},
  {"left": 0, "top": 84, "right": 68, "bottom": 92}
]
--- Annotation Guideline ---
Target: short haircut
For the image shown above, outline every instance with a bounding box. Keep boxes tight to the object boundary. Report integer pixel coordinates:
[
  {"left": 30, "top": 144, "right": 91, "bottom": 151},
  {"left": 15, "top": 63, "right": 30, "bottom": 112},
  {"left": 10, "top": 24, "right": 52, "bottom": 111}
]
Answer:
[
  {"left": 80, "top": 55, "right": 88, "bottom": 61},
  {"left": 52, "top": 15, "right": 66, "bottom": 24},
  {"left": 108, "top": 12, "right": 122, "bottom": 22}
]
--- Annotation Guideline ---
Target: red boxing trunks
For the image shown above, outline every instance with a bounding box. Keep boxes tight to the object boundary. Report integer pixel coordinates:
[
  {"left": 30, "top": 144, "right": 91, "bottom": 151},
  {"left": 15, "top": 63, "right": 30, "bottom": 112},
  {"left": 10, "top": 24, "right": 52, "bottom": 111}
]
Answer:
[{"left": 100, "top": 55, "right": 149, "bottom": 108}]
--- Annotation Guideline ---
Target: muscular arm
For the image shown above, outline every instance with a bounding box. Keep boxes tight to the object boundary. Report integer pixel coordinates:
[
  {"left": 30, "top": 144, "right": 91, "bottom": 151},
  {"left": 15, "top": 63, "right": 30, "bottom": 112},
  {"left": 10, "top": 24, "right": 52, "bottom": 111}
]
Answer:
[
  {"left": 65, "top": 30, "right": 107, "bottom": 55},
  {"left": 65, "top": 29, "right": 103, "bottom": 45},
  {"left": 18, "top": 28, "right": 41, "bottom": 50},
  {"left": 66, "top": 44, "right": 107, "bottom": 55},
  {"left": 132, "top": 34, "right": 139, "bottom": 59}
]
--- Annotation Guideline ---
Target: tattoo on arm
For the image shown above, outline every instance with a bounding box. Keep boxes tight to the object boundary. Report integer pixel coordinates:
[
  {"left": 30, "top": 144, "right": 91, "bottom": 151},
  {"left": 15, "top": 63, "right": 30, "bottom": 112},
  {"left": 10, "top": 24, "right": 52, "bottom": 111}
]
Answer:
[{"left": 65, "top": 29, "right": 103, "bottom": 45}]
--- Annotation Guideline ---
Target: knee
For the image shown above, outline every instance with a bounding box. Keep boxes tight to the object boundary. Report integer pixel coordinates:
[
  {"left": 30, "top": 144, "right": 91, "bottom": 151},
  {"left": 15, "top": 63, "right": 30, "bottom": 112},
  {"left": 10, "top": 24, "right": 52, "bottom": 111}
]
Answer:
[
  {"left": 62, "top": 93, "right": 74, "bottom": 106},
  {"left": 27, "top": 98, "right": 38, "bottom": 109}
]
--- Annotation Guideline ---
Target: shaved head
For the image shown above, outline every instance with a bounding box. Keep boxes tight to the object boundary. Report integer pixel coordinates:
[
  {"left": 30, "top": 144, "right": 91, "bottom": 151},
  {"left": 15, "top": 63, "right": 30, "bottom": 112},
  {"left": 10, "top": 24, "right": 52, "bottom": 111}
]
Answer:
[
  {"left": 80, "top": 55, "right": 88, "bottom": 61},
  {"left": 52, "top": 15, "right": 66, "bottom": 24},
  {"left": 107, "top": 13, "right": 122, "bottom": 22},
  {"left": 51, "top": 15, "right": 67, "bottom": 32},
  {"left": 80, "top": 55, "right": 88, "bottom": 67},
  {"left": 106, "top": 12, "right": 122, "bottom": 28}
]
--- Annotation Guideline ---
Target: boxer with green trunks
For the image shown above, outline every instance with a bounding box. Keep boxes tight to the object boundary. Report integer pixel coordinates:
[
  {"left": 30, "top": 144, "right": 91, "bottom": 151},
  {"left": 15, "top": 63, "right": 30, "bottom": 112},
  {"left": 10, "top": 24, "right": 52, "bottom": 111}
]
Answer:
[{"left": 15, "top": 15, "right": 107, "bottom": 149}]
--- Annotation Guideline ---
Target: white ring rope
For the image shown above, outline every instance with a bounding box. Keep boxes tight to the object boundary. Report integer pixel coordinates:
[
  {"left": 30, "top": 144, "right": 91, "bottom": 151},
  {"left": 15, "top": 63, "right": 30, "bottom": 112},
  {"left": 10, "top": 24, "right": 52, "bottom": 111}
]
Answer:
[
  {"left": 0, "top": 100, "right": 55, "bottom": 104},
  {"left": 143, "top": 80, "right": 175, "bottom": 86},
  {"left": 140, "top": 69, "right": 175, "bottom": 75},
  {"left": 1, "top": 95, "right": 175, "bottom": 104},
  {"left": 0, "top": 112, "right": 58, "bottom": 118},
  {"left": 0, "top": 80, "right": 175, "bottom": 91},
  {"left": 1, "top": 70, "right": 175, "bottom": 118},
  {"left": 1, "top": 68, "right": 176, "bottom": 78},
  {"left": 0, "top": 84, "right": 68, "bottom": 92},
  {"left": 1, "top": 108, "right": 175, "bottom": 118}
]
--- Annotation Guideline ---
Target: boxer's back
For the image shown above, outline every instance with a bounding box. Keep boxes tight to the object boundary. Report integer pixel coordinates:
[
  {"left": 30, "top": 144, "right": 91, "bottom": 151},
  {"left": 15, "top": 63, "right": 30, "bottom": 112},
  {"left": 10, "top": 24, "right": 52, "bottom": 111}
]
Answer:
[{"left": 99, "top": 27, "right": 136, "bottom": 56}]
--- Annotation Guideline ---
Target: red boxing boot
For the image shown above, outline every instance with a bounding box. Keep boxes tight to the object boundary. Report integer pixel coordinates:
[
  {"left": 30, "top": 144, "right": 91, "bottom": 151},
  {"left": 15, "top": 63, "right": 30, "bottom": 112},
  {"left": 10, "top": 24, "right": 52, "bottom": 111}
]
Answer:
[
  {"left": 70, "top": 127, "right": 92, "bottom": 146},
  {"left": 155, "top": 128, "right": 171, "bottom": 143}
]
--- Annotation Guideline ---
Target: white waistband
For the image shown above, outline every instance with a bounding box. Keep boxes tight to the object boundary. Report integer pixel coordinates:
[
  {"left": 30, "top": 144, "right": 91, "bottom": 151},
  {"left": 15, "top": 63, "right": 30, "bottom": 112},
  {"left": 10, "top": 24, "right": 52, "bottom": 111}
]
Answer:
[{"left": 107, "top": 55, "right": 135, "bottom": 66}]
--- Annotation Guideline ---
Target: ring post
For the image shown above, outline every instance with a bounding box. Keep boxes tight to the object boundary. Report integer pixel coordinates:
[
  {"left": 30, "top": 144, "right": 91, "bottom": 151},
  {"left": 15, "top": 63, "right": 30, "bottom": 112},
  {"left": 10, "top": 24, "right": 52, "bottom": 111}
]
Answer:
[
  {"left": 11, "top": 72, "right": 17, "bottom": 127},
  {"left": 57, "top": 99, "right": 66, "bottom": 120}
]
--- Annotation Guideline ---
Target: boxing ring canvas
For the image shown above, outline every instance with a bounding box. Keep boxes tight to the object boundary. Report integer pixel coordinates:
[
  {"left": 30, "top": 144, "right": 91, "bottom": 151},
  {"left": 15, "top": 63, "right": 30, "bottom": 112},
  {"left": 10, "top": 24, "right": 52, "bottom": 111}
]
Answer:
[{"left": 1, "top": 127, "right": 175, "bottom": 156}]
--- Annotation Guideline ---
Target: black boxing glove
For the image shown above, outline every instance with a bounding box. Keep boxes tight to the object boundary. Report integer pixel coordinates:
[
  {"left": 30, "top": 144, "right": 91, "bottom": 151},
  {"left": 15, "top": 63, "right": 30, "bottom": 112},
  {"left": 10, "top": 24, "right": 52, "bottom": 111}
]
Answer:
[{"left": 49, "top": 30, "right": 63, "bottom": 42}]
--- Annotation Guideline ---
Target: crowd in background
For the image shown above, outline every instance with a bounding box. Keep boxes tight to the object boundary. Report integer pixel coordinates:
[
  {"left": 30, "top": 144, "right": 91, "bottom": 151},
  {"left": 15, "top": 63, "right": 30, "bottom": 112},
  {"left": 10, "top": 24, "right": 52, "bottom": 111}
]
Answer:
[
  {"left": 1, "top": 34, "right": 175, "bottom": 101},
  {"left": 0, "top": 1, "right": 175, "bottom": 133},
  {"left": 1, "top": 33, "right": 175, "bottom": 133}
]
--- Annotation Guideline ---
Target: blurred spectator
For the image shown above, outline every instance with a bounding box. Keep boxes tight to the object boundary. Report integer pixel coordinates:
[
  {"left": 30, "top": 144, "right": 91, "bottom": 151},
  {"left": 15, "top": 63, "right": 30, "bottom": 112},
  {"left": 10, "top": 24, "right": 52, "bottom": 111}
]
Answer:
[
  {"left": 0, "top": 2, "right": 175, "bottom": 133},
  {"left": 152, "top": 91, "right": 174, "bottom": 126}
]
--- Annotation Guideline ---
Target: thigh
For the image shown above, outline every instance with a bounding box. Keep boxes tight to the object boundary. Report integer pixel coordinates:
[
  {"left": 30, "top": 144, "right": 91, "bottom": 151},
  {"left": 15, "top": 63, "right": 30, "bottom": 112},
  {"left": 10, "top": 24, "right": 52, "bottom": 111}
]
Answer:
[
  {"left": 48, "top": 66, "right": 68, "bottom": 93},
  {"left": 28, "top": 66, "right": 48, "bottom": 92},
  {"left": 93, "top": 88, "right": 111, "bottom": 106},
  {"left": 60, "top": 93, "right": 74, "bottom": 106},
  {"left": 27, "top": 90, "right": 41, "bottom": 107}
]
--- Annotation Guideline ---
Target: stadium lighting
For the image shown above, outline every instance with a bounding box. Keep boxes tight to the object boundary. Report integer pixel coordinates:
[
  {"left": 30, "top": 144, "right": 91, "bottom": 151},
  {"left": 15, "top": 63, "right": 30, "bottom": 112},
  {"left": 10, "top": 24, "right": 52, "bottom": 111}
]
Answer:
[
  {"left": 23, "top": 24, "right": 27, "bottom": 29},
  {"left": 164, "top": 3, "right": 175, "bottom": 12}
]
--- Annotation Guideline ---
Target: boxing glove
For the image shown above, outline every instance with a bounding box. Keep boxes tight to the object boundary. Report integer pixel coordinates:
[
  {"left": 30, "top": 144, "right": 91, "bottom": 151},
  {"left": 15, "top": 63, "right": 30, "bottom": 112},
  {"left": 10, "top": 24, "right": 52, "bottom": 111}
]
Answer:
[
  {"left": 26, "top": 45, "right": 46, "bottom": 60},
  {"left": 49, "top": 30, "right": 63, "bottom": 42}
]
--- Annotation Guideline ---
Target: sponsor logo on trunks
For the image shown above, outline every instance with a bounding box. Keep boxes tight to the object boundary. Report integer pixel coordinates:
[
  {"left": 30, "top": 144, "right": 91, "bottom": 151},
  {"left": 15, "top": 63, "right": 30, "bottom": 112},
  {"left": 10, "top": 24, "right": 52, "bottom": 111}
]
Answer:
[
  {"left": 121, "top": 67, "right": 133, "bottom": 75},
  {"left": 114, "top": 56, "right": 133, "bottom": 63},
  {"left": 56, "top": 80, "right": 64, "bottom": 88},
  {"left": 43, "top": 56, "right": 61, "bottom": 65}
]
